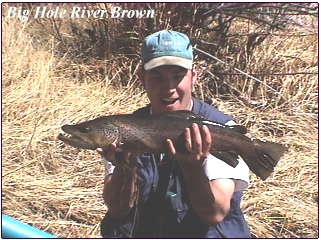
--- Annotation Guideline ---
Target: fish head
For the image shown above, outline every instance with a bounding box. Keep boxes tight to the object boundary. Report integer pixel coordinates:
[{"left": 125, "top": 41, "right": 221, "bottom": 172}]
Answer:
[{"left": 58, "top": 118, "right": 120, "bottom": 150}]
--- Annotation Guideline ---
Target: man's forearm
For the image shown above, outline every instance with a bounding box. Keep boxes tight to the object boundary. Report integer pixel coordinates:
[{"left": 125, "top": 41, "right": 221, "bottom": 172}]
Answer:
[
  {"left": 181, "top": 164, "right": 230, "bottom": 226},
  {"left": 103, "top": 165, "right": 138, "bottom": 219}
]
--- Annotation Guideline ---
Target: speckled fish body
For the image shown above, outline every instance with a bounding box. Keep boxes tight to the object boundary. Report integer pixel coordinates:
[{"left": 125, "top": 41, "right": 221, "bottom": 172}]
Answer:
[{"left": 58, "top": 111, "right": 287, "bottom": 180}]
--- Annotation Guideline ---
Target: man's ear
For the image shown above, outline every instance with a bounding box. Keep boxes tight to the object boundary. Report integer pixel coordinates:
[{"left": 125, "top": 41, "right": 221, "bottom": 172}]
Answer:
[
  {"left": 191, "top": 66, "right": 198, "bottom": 85},
  {"left": 138, "top": 68, "right": 146, "bottom": 88}
]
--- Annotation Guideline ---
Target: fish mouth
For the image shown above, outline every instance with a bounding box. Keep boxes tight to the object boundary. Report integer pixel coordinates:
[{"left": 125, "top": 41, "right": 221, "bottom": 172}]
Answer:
[
  {"left": 160, "top": 98, "right": 179, "bottom": 106},
  {"left": 58, "top": 125, "right": 96, "bottom": 150}
]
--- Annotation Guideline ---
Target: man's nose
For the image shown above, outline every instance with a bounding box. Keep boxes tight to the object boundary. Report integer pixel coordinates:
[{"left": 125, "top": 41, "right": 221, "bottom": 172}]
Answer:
[{"left": 163, "top": 79, "right": 176, "bottom": 90}]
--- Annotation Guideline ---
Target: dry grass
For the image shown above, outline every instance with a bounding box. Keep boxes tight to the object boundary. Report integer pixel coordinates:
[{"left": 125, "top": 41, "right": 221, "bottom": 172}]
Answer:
[{"left": 2, "top": 6, "right": 318, "bottom": 239}]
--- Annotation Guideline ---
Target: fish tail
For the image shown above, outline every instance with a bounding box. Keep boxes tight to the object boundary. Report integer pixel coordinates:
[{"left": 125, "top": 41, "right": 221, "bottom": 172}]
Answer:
[{"left": 244, "top": 139, "right": 288, "bottom": 180}]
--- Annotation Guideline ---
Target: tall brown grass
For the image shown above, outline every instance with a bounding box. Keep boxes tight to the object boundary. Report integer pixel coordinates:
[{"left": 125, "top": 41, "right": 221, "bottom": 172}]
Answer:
[{"left": 2, "top": 4, "right": 318, "bottom": 238}]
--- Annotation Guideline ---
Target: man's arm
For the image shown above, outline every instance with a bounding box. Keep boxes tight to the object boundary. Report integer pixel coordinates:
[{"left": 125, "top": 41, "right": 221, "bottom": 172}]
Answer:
[
  {"left": 98, "top": 145, "right": 138, "bottom": 219},
  {"left": 167, "top": 123, "right": 235, "bottom": 226},
  {"left": 180, "top": 166, "right": 235, "bottom": 225}
]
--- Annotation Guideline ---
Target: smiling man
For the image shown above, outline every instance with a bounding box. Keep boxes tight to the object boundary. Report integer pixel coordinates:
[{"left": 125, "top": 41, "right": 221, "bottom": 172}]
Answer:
[
  {"left": 98, "top": 30, "right": 251, "bottom": 238},
  {"left": 141, "top": 65, "right": 194, "bottom": 114}
]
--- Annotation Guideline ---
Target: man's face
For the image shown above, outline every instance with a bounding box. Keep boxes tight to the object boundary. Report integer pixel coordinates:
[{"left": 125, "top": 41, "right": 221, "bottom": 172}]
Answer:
[{"left": 140, "top": 65, "right": 196, "bottom": 114}]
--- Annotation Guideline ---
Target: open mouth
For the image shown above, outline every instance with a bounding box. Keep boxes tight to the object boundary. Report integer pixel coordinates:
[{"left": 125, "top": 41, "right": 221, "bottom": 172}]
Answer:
[
  {"left": 160, "top": 98, "right": 179, "bottom": 106},
  {"left": 58, "top": 133, "right": 76, "bottom": 144},
  {"left": 58, "top": 126, "right": 96, "bottom": 150}
]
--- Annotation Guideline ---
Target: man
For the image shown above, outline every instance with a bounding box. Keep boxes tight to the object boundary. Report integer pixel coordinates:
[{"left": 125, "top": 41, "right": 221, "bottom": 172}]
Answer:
[{"left": 98, "top": 30, "right": 251, "bottom": 238}]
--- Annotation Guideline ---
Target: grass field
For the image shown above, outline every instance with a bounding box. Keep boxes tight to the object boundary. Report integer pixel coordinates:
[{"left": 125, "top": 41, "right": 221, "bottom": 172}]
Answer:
[{"left": 2, "top": 3, "right": 318, "bottom": 238}]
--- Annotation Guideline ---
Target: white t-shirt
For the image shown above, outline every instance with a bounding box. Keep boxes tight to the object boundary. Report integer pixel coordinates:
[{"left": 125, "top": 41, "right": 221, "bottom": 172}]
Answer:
[{"left": 202, "top": 154, "right": 249, "bottom": 192}]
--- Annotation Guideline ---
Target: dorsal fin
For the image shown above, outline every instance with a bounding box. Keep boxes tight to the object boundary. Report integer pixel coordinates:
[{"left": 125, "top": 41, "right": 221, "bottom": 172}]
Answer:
[
  {"left": 227, "top": 124, "right": 247, "bottom": 134},
  {"left": 162, "top": 111, "right": 247, "bottom": 134},
  {"left": 201, "top": 120, "right": 247, "bottom": 134}
]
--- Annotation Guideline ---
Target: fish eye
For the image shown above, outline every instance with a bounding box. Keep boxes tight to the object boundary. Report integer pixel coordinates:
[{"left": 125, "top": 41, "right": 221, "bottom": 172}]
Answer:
[{"left": 81, "top": 127, "right": 91, "bottom": 133}]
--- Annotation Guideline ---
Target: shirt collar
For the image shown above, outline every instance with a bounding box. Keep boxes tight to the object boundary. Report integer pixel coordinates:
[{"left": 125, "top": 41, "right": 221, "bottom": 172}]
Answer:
[{"left": 150, "top": 99, "right": 194, "bottom": 114}]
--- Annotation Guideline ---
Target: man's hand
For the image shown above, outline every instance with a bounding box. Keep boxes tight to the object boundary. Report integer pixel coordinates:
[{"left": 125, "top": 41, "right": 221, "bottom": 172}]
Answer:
[
  {"left": 96, "top": 144, "right": 137, "bottom": 169},
  {"left": 166, "top": 123, "right": 212, "bottom": 169},
  {"left": 96, "top": 143, "right": 117, "bottom": 160}
]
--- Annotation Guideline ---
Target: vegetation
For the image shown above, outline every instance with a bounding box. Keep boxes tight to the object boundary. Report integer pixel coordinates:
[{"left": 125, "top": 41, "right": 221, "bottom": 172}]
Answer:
[{"left": 2, "top": 3, "right": 318, "bottom": 238}]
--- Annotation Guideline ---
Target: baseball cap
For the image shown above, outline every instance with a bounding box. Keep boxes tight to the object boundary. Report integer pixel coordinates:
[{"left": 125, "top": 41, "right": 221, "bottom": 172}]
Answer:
[{"left": 141, "top": 30, "right": 193, "bottom": 70}]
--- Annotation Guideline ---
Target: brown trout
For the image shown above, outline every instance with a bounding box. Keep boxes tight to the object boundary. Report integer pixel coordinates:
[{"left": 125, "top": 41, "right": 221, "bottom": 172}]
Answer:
[{"left": 58, "top": 111, "right": 288, "bottom": 180}]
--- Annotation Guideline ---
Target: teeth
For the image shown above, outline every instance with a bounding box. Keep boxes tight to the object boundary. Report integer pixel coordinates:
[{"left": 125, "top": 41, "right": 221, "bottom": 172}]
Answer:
[
  {"left": 160, "top": 98, "right": 178, "bottom": 105},
  {"left": 162, "top": 98, "right": 178, "bottom": 101}
]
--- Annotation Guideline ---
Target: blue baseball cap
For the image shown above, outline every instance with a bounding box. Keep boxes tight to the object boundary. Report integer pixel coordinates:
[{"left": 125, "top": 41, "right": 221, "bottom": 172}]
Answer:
[{"left": 141, "top": 30, "right": 193, "bottom": 70}]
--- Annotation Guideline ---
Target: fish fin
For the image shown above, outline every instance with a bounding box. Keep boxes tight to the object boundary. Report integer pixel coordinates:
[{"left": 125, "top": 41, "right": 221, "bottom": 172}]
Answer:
[
  {"left": 211, "top": 151, "right": 239, "bottom": 168},
  {"left": 227, "top": 125, "right": 247, "bottom": 134},
  {"left": 201, "top": 120, "right": 247, "bottom": 134},
  {"left": 245, "top": 140, "right": 288, "bottom": 180},
  {"left": 164, "top": 110, "right": 248, "bottom": 136}
]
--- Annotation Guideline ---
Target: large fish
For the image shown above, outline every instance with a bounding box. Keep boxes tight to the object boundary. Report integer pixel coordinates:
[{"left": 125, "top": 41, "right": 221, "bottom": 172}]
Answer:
[{"left": 58, "top": 111, "right": 287, "bottom": 180}]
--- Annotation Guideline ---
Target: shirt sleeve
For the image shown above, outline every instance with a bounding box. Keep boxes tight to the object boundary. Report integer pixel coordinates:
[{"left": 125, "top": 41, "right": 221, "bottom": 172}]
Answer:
[
  {"left": 202, "top": 154, "right": 250, "bottom": 192},
  {"left": 103, "top": 157, "right": 115, "bottom": 176}
]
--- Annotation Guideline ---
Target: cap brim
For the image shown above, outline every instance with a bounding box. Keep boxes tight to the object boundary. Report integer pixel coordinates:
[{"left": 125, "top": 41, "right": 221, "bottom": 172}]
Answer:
[{"left": 144, "top": 56, "right": 193, "bottom": 70}]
